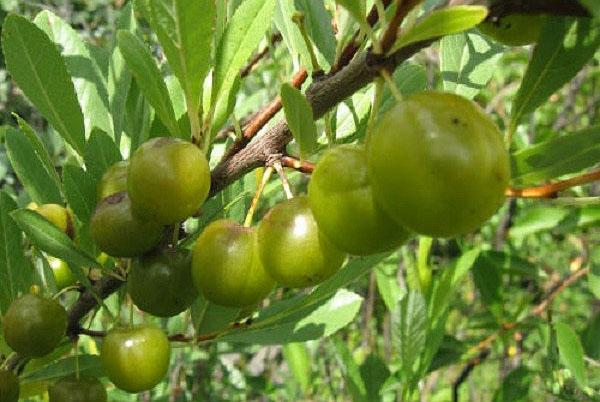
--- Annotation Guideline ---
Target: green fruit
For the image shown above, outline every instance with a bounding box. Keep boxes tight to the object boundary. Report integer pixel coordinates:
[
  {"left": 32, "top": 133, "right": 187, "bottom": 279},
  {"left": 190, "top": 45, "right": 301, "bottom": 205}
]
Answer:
[
  {"left": 48, "top": 256, "right": 76, "bottom": 290},
  {"left": 128, "top": 137, "right": 210, "bottom": 224},
  {"left": 366, "top": 91, "right": 510, "bottom": 238},
  {"left": 478, "top": 14, "right": 544, "bottom": 46},
  {"left": 192, "top": 220, "right": 275, "bottom": 307},
  {"left": 128, "top": 248, "right": 198, "bottom": 317},
  {"left": 2, "top": 294, "right": 67, "bottom": 357},
  {"left": 257, "top": 197, "right": 346, "bottom": 288},
  {"left": 308, "top": 144, "right": 411, "bottom": 255},
  {"left": 48, "top": 376, "right": 106, "bottom": 402},
  {"left": 0, "top": 370, "right": 19, "bottom": 402},
  {"left": 28, "top": 203, "right": 74, "bottom": 237},
  {"left": 97, "top": 161, "right": 128, "bottom": 201},
  {"left": 90, "top": 192, "right": 163, "bottom": 257},
  {"left": 100, "top": 325, "right": 170, "bottom": 393}
]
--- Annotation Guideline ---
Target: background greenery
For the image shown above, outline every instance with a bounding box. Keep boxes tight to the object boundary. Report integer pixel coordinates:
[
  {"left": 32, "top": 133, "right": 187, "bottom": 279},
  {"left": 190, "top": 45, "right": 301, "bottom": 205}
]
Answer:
[{"left": 0, "top": 0, "right": 598, "bottom": 401}]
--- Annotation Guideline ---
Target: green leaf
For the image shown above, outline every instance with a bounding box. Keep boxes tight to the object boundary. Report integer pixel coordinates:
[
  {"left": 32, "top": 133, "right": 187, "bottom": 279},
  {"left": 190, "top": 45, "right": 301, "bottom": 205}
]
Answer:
[
  {"left": 392, "top": 291, "right": 428, "bottom": 376},
  {"left": 63, "top": 165, "right": 97, "bottom": 223},
  {"left": 84, "top": 129, "right": 123, "bottom": 180},
  {"left": 440, "top": 31, "right": 503, "bottom": 100},
  {"left": 191, "top": 296, "right": 240, "bottom": 336},
  {"left": 335, "top": 0, "right": 366, "bottom": 28},
  {"left": 116, "top": 30, "right": 180, "bottom": 137},
  {"left": 580, "top": 0, "right": 600, "bottom": 18},
  {"left": 212, "top": 0, "right": 276, "bottom": 109},
  {"left": 472, "top": 253, "right": 504, "bottom": 322},
  {"left": 125, "top": 81, "right": 154, "bottom": 155},
  {"left": 5, "top": 127, "right": 63, "bottom": 204},
  {"left": 149, "top": 0, "right": 214, "bottom": 118},
  {"left": 510, "top": 207, "right": 570, "bottom": 240},
  {"left": 511, "top": 126, "right": 600, "bottom": 185},
  {"left": 295, "top": 0, "right": 337, "bottom": 65},
  {"left": 511, "top": 17, "right": 600, "bottom": 130},
  {"left": 274, "top": 0, "right": 313, "bottom": 71},
  {"left": 0, "top": 192, "right": 34, "bottom": 314},
  {"left": 492, "top": 366, "right": 531, "bottom": 402},
  {"left": 333, "top": 338, "right": 368, "bottom": 401},
  {"left": 21, "top": 355, "right": 103, "bottom": 384},
  {"left": 555, "top": 321, "right": 587, "bottom": 388},
  {"left": 360, "top": 355, "right": 390, "bottom": 401},
  {"left": 375, "top": 257, "right": 404, "bottom": 311},
  {"left": 583, "top": 311, "right": 600, "bottom": 359},
  {"left": 220, "top": 289, "right": 362, "bottom": 344},
  {"left": 15, "top": 115, "right": 62, "bottom": 189},
  {"left": 34, "top": 11, "right": 113, "bottom": 139},
  {"left": 1, "top": 14, "right": 85, "bottom": 154},
  {"left": 10, "top": 209, "right": 100, "bottom": 271},
  {"left": 280, "top": 83, "right": 318, "bottom": 159},
  {"left": 389, "top": 6, "right": 488, "bottom": 54},
  {"left": 283, "top": 343, "right": 312, "bottom": 393}
]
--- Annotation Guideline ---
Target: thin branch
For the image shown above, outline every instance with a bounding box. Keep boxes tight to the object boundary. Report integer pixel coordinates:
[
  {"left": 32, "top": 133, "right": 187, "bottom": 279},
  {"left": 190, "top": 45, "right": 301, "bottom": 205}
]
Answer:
[
  {"left": 506, "top": 169, "right": 600, "bottom": 199},
  {"left": 240, "top": 33, "right": 282, "bottom": 78},
  {"left": 380, "top": 0, "right": 423, "bottom": 54},
  {"left": 281, "top": 155, "right": 315, "bottom": 174}
]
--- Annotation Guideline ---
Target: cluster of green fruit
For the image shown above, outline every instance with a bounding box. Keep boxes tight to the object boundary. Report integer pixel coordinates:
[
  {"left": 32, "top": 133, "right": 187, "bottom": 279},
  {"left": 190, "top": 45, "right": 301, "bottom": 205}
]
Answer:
[{"left": 478, "top": 13, "right": 545, "bottom": 46}]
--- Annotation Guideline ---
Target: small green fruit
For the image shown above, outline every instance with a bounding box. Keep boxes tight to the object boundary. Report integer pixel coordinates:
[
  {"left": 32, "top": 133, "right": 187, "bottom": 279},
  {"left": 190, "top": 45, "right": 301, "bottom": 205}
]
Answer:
[
  {"left": 47, "top": 256, "right": 76, "bottom": 290},
  {"left": 2, "top": 294, "right": 67, "bottom": 357},
  {"left": 90, "top": 192, "right": 163, "bottom": 257},
  {"left": 192, "top": 220, "right": 275, "bottom": 307},
  {"left": 257, "top": 196, "right": 346, "bottom": 288},
  {"left": 28, "top": 203, "right": 74, "bottom": 238},
  {"left": 97, "top": 161, "right": 128, "bottom": 201},
  {"left": 128, "top": 248, "right": 198, "bottom": 317},
  {"left": 101, "top": 325, "right": 170, "bottom": 393},
  {"left": 0, "top": 370, "right": 19, "bottom": 402},
  {"left": 308, "top": 144, "right": 411, "bottom": 255},
  {"left": 128, "top": 137, "right": 210, "bottom": 224},
  {"left": 48, "top": 376, "right": 107, "bottom": 402},
  {"left": 366, "top": 91, "right": 510, "bottom": 238},
  {"left": 478, "top": 14, "right": 544, "bottom": 46}
]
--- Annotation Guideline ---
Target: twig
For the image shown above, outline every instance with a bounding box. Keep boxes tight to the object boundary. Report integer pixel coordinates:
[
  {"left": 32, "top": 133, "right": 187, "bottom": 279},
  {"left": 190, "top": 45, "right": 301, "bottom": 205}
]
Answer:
[
  {"left": 240, "top": 33, "right": 283, "bottom": 78},
  {"left": 380, "top": 0, "right": 423, "bottom": 54},
  {"left": 281, "top": 155, "right": 315, "bottom": 174},
  {"left": 506, "top": 169, "right": 600, "bottom": 199},
  {"left": 452, "top": 349, "right": 491, "bottom": 402}
]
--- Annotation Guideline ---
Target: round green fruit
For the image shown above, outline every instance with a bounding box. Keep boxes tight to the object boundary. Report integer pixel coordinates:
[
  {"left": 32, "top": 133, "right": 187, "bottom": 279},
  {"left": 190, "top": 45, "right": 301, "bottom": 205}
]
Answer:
[
  {"left": 308, "top": 144, "right": 411, "bottom": 255},
  {"left": 0, "top": 370, "right": 19, "bottom": 402},
  {"left": 48, "top": 376, "right": 106, "bottom": 402},
  {"left": 100, "top": 325, "right": 170, "bottom": 393},
  {"left": 366, "top": 91, "right": 510, "bottom": 238},
  {"left": 2, "top": 294, "right": 67, "bottom": 357},
  {"left": 90, "top": 192, "right": 163, "bottom": 257},
  {"left": 257, "top": 196, "right": 346, "bottom": 288},
  {"left": 48, "top": 256, "right": 76, "bottom": 290},
  {"left": 128, "top": 248, "right": 198, "bottom": 317},
  {"left": 478, "top": 14, "right": 544, "bottom": 46},
  {"left": 192, "top": 220, "right": 275, "bottom": 307},
  {"left": 128, "top": 137, "right": 210, "bottom": 224},
  {"left": 97, "top": 161, "right": 128, "bottom": 201}
]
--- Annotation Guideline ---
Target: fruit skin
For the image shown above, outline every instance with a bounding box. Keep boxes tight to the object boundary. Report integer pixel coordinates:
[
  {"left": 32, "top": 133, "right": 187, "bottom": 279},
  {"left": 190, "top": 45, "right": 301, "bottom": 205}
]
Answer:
[
  {"left": 308, "top": 144, "right": 411, "bottom": 255},
  {"left": 48, "top": 256, "right": 76, "bottom": 290},
  {"left": 0, "top": 369, "right": 19, "bottom": 402},
  {"left": 28, "top": 203, "right": 74, "bottom": 237},
  {"left": 366, "top": 91, "right": 510, "bottom": 238},
  {"left": 192, "top": 220, "right": 275, "bottom": 307},
  {"left": 128, "top": 137, "right": 210, "bottom": 224},
  {"left": 128, "top": 248, "right": 198, "bottom": 317},
  {"left": 90, "top": 192, "right": 163, "bottom": 257},
  {"left": 257, "top": 196, "right": 346, "bottom": 288},
  {"left": 478, "top": 14, "right": 544, "bottom": 46},
  {"left": 101, "top": 325, "right": 171, "bottom": 393},
  {"left": 48, "top": 376, "right": 106, "bottom": 402},
  {"left": 2, "top": 294, "right": 67, "bottom": 357},
  {"left": 97, "top": 161, "right": 128, "bottom": 201}
]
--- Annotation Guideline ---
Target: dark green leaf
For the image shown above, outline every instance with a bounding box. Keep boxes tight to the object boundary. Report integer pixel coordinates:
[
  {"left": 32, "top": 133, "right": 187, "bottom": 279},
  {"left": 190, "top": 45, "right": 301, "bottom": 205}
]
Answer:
[
  {"left": 511, "top": 17, "right": 600, "bottom": 130},
  {"left": 392, "top": 291, "right": 428, "bottom": 376},
  {"left": 1, "top": 14, "right": 85, "bottom": 154},
  {"left": 117, "top": 30, "right": 180, "bottom": 137},
  {"left": 21, "top": 355, "right": 103, "bottom": 383},
  {"left": 280, "top": 83, "right": 318, "bottom": 159},
  {"left": 5, "top": 127, "right": 63, "bottom": 204},
  {"left": 472, "top": 253, "right": 504, "bottom": 322},
  {"left": 84, "top": 129, "right": 123, "bottom": 180},
  {"left": 333, "top": 338, "right": 367, "bottom": 401},
  {"left": 63, "top": 165, "right": 97, "bottom": 223},
  {"left": 295, "top": 0, "right": 336, "bottom": 65},
  {"left": 492, "top": 366, "right": 531, "bottom": 402},
  {"left": 360, "top": 355, "right": 390, "bottom": 401}
]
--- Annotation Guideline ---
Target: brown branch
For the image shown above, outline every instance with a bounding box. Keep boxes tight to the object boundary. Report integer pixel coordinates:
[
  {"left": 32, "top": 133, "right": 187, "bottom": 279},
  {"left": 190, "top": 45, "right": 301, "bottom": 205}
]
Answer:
[
  {"left": 281, "top": 155, "right": 315, "bottom": 174},
  {"left": 380, "top": 0, "right": 423, "bottom": 54},
  {"left": 506, "top": 169, "right": 600, "bottom": 199},
  {"left": 240, "top": 33, "right": 282, "bottom": 78}
]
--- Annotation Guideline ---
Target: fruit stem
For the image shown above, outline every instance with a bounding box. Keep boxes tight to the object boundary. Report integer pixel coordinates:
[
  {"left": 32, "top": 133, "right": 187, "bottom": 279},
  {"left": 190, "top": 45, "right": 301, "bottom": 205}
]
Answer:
[
  {"left": 416, "top": 236, "right": 433, "bottom": 295},
  {"left": 244, "top": 166, "right": 274, "bottom": 227},
  {"left": 367, "top": 78, "right": 385, "bottom": 134},
  {"left": 273, "top": 161, "right": 294, "bottom": 200},
  {"left": 292, "top": 12, "right": 322, "bottom": 73},
  {"left": 380, "top": 69, "right": 402, "bottom": 102}
]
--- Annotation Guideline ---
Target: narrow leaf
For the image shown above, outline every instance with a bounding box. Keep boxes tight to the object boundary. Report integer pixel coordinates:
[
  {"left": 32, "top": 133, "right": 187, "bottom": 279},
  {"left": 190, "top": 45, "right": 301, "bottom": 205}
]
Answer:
[
  {"left": 392, "top": 291, "right": 428, "bottom": 375},
  {"left": 5, "top": 127, "right": 63, "bottom": 204},
  {"left": 63, "top": 165, "right": 97, "bottom": 223},
  {"left": 84, "top": 130, "right": 123, "bottom": 180},
  {"left": 1, "top": 14, "right": 85, "bottom": 153},
  {"left": 335, "top": 0, "right": 366, "bottom": 27},
  {"left": 389, "top": 6, "right": 488, "bottom": 54},
  {"left": 117, "top": 30, "right": 180, "bottom": 137},
  {"left": 295, "top": 0, "right": 337, "bottom": 65},
  {"left": 511, "top": 17, "right": 600, "bottom": 130},
  {"left": 280, "top": 83, "right": 318, "bottom": 159}
]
